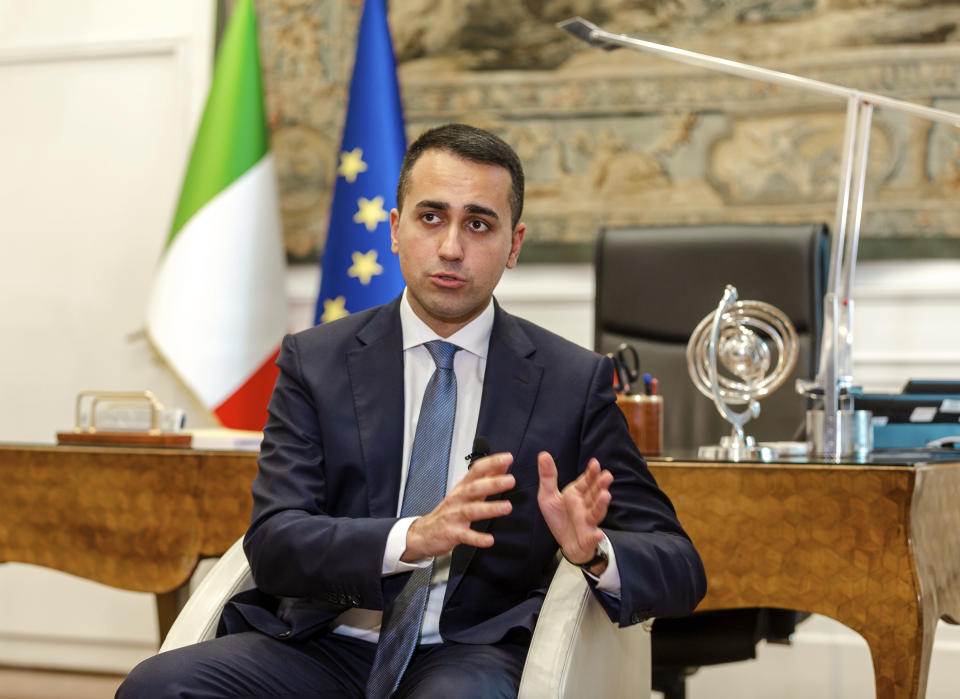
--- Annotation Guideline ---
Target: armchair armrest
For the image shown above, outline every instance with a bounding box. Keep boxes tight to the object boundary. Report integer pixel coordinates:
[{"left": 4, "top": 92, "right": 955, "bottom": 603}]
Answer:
[
  {"left": 518, "top": 560, "right": 652, "bottom": 699},
  {"left": 159, "top": 536, "right": 254, "bottom": 653}
]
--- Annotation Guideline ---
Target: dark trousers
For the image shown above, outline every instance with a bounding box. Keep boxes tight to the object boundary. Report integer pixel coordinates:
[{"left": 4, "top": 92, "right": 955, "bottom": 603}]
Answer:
[{"left": 117, "top": 631, "right": 528, "bottom": 698}]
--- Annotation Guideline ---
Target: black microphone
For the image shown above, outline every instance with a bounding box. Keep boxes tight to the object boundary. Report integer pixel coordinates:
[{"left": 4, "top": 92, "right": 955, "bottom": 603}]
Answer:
[{"left": 466, "top": 436, "right": 491, "bottom": 468}]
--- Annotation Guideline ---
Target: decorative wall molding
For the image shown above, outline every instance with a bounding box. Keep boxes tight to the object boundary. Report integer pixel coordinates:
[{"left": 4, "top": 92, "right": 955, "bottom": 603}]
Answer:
[
  {"left": 0, "top": 632, "right": 154, "bottom": 675},
  {"left": 0, "top": 36, "right": 189, "bottom": 64},
  {"left": 402, "top": 45, "right": 960, "bottom": 119},
  {"left": 0, "top": 35, "right": 197, "bottom": 148}
]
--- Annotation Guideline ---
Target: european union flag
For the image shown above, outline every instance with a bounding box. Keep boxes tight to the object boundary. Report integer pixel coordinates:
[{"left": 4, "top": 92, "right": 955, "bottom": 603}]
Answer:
[{"left": 315, "top": 0, "right": 406, "bottom": 325}]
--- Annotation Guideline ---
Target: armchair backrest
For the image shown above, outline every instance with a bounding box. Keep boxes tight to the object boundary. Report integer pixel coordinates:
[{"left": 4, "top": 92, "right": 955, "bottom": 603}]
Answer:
[{"left": 595, "top": 223, "right": 829, "bottom": 452}]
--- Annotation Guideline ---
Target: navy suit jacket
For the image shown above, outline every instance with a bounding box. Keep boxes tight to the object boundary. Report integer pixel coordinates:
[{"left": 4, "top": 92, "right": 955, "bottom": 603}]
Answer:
[{"left": 224, "top": 297, "right": 705, "bottom": 644}]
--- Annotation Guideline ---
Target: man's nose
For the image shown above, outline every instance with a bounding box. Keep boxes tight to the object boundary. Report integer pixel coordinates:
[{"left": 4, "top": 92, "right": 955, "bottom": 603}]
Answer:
[{"left": 438, "top": 226, "right": 464, "bottom": 260}]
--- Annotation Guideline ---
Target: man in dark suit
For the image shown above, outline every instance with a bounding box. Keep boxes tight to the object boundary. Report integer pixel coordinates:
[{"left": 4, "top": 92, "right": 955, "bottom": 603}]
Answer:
[{"left": 120, "top": 123, "right": 705, "bottom": 698}]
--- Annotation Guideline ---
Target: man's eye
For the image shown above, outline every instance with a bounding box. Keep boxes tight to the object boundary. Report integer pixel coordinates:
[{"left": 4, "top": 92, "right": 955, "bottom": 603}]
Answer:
[
  {"left": 422, "top": 213, "right": 438, "bottom": 223},
  {"left": 468, "top": 219, "right": 490, "bottom": 232}
]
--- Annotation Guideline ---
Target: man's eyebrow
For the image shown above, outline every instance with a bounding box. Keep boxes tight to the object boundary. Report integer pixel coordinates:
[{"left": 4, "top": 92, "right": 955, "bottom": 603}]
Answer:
[
  {"left": 464, "top": 204, "right": 499, "bottom": 220},
  {"left": 414, "top": 200, "right": 500, "bottom": 221},
  {"left": 415, "top": 199, "right": 448, "bottom": 211}
]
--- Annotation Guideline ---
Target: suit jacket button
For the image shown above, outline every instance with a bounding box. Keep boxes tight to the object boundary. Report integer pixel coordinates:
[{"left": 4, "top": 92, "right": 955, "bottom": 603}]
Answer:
[
  {"left": 350, "top": 596, "right": 361, "bottom": 607},
  {"left": 630, "top": 612, "right": 642, "bottom": 624},
  {"left": 277, "top": 630, "right": 291, "bottom": 638}
]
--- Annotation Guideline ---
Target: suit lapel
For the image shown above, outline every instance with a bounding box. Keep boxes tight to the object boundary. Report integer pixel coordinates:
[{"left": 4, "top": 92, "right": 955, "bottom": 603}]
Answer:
[
  {"left": 475, "top": 306, "right": 542, "bottom": 473},
  {"left": 445, "top": 303, "right": 543, "bottom": 601},
  {"left": 346, "top": 298, "right": 406, "bottom": 518}
]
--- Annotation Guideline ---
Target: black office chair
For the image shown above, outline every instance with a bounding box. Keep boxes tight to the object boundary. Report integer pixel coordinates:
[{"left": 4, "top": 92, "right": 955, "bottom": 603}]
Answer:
[{"left": 594, "top": 222, "right": 830, "bottom": 699}]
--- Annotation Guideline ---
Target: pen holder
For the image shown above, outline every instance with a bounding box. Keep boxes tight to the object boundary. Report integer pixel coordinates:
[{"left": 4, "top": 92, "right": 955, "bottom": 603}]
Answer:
[{"left": 617, "top": 394, "right": 663, "bottom": 456}]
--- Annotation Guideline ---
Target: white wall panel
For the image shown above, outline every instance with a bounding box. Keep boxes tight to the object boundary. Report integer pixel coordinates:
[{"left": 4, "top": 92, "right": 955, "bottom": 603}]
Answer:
[
  {"left": 853, "top": 260, "right": 960, "bottom": 393},
  {"left": 0, "top": 0, "right": 215, "bottom": 673}
]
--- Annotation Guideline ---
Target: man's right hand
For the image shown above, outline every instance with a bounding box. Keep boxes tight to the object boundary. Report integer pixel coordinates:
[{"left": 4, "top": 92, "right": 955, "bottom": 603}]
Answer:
[{"left": 401, "top": 452, "right": 515, "bottom": 562}]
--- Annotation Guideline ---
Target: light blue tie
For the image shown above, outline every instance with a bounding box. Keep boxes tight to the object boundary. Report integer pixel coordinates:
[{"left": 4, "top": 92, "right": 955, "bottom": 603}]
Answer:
[{"left": 366, "top": 340, "right": 459, "bottom": 699}]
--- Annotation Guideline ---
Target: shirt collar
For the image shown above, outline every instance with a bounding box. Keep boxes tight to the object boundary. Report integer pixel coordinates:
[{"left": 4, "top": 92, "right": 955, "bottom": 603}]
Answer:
[{"left": 399, "top": 288, "right": 494, "bottom": 358}]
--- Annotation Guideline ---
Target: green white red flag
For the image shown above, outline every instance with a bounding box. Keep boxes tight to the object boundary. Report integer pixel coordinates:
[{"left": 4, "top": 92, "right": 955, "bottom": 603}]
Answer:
[{"left": 146, "top": 0, "right": 285, "bottom": 430}]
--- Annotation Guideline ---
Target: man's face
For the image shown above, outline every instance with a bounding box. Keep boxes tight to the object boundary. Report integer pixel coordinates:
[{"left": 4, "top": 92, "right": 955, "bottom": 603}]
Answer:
[{"left": 390, "top": 149, "right": 525, "bottom": 337}]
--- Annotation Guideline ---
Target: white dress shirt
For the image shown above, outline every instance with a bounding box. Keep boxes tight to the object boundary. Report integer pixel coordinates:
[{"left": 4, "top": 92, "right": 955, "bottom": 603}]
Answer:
[{"left": 332, "top": 291, "right": 619, "bottom": 644}]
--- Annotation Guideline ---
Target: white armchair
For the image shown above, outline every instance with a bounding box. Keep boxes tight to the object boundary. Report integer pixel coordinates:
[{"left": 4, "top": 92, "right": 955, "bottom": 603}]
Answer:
[{"left": 160, "top": 537, "right": 651, "bottom": 698}]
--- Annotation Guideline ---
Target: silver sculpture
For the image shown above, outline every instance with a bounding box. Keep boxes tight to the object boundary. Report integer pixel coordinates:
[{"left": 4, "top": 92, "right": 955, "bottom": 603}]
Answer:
[{"left": 687, "top": 285, "right": 798, "bottom": 461}]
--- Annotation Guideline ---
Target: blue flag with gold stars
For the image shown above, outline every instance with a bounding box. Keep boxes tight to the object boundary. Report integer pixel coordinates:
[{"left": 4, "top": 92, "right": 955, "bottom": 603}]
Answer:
[{"left": 315, "top": 0, "right": 406, "bottom": 325}]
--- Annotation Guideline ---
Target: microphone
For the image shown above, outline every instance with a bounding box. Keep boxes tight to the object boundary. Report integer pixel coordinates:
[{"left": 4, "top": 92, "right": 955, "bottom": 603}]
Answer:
[{"left": 465, "top": 436, "right": 491, "bottom": 468}]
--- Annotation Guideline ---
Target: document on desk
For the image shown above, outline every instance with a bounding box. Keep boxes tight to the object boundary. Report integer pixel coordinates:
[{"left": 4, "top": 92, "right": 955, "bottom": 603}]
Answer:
[{"left": 190, "top": 428, "right": 263, "bottom": 451}]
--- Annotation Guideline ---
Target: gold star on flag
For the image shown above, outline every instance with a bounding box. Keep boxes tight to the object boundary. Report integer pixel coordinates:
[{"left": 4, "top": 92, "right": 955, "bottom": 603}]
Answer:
[
  {"left": 337, "top": 147, "right": 367, "bottom": 183},
  {"left": 320, "top": 296, "right": 350, "bottom": 323},
  {"left": 348, "top": 250, "right": 384, "bottom": 286},
  {"left": 354, "top": 196, "right": 388, "bottom": 231}
]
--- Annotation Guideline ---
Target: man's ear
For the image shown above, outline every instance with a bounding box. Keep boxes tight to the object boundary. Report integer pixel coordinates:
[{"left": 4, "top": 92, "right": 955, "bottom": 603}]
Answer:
[
  {"left": 390, "top": 208, "right": 400, "bottom": 254},
  {"left": 506, "top": 222, "right": 526, "bottom": 269}
]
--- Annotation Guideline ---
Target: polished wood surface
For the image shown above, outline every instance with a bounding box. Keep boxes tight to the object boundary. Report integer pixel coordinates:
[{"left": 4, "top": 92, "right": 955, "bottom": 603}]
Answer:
[
  {"left": 1, "top": 444, "right": 957, "bottom": 698},
  {"left": 0, "top": 444, "right": 256, "bottom": 594},
  {"left": 56, "top": 431, "right": 193, "bottom": 448},
  {"left": 649, "top": 458, "right": 960, "bottom": 699}
]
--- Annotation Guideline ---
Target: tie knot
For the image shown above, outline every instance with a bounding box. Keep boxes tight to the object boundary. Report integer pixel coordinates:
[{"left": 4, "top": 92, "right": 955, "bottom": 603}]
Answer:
[{"left": 424, "top": 340, "right": 459, "bottom": 370}]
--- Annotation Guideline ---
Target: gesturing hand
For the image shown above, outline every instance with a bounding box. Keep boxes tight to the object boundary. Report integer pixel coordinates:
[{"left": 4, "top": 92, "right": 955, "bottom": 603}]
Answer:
[
  {"left": 402, "top": 452, "right": 516, "bottom": 562},
  {"left": 537, "top": 451, "right": 613, "bottom": 569}
]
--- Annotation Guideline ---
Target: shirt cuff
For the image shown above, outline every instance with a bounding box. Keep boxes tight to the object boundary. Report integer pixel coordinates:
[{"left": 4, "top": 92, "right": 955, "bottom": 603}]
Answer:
[
  {"left": 583, "top": 533, "right": 621, "bottom": 597},
  {"left": 382, "top": 516, "right": 432, "bottom": 575}
]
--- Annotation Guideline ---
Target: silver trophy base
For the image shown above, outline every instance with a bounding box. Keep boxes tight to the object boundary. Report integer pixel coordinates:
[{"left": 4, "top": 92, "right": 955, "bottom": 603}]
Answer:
[
  {"left": 806, "top": 409, "right": 873, "bottom": 459},
  {"left": 698, "top": 435, "right": 777, "bottom": 462}
]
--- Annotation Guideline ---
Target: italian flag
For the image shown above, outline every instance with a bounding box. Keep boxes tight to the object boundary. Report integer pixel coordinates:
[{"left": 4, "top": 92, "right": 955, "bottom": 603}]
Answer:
[{"left": 146, "top": 0, "right": 285, "bottom": 430}]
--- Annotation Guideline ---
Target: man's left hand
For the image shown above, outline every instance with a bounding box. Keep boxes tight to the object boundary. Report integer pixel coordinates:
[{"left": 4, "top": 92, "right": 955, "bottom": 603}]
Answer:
[{"left": 536, "top": 451, "right": 612, "bottom": 575}]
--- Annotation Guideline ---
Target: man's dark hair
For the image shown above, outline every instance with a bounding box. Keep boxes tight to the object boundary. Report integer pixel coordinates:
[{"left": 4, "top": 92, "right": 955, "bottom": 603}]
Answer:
[{"left": 396, "top": 123, "right": 525, "bottom": 228}]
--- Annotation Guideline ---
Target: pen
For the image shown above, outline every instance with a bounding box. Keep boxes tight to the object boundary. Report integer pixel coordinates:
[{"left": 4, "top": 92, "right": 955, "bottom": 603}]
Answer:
[
  {"left": 650, "top": 377, "right": 658, "bottom": 396},
  {"left": 643, "top": 373, "right": 652, "bottom": 395}
]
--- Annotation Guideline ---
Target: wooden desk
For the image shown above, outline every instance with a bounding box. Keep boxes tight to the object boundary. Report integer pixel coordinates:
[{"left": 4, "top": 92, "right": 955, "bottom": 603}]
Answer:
[
  {"left": 0, "top": 444, "right": 257, "bottom": 640},
  {"left": 1, "top": 445, "right": 958, "bottom": 697},
  {"left": 648, "top": 457, "right": 960, "bottom": 699}
]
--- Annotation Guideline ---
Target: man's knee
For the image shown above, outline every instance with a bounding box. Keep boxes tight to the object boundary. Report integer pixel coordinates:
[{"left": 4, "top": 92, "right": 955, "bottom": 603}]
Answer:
[
  {"left": 117, "top": 634, "right": 267, "bottom": 699},
  {"left": 396, "top": 642, "right": 526, "bottom": 699},
  {"left": 117, "top": 648, "right": 196, "bottom": 699},
  {"left": 117, "top": 632, "right": 372, "bottom": 698},
  {"left": 400, "top": 671, "right": 519, "bottom": 699}
]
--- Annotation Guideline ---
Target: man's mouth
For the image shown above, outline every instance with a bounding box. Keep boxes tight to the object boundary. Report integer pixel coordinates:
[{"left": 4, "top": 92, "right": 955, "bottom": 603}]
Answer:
[{"left": 431, "top": 272, "right": 465, "bottom": 288}]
